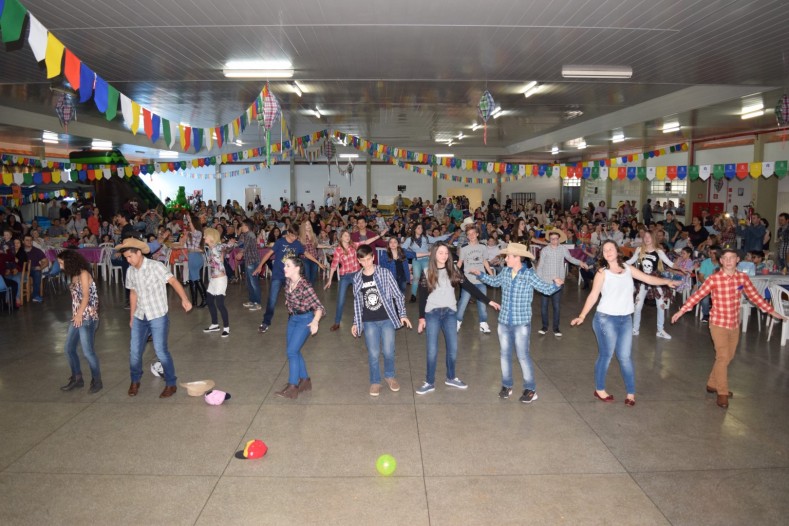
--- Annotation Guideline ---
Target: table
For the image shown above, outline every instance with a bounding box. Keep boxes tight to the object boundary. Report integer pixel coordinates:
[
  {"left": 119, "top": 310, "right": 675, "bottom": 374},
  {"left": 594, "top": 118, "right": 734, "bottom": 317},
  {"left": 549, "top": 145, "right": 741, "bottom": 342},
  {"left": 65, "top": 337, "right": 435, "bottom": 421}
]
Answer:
[
  {"left": 45, "top": 247, "right": 103, "bottom": 264},
  {"left": 742, "top": 274, "right": 789, "bottom": 333}
]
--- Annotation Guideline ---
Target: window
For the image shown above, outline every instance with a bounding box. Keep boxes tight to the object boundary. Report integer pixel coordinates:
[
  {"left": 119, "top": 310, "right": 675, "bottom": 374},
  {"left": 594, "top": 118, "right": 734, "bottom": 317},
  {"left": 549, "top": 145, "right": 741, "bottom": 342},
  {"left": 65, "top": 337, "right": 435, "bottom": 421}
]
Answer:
[
  {"left": 650, "top": 180, "right": 687, "bottom": 195},
  {"left": 563, "top": 177, "right": 581, "bottom": 187}
]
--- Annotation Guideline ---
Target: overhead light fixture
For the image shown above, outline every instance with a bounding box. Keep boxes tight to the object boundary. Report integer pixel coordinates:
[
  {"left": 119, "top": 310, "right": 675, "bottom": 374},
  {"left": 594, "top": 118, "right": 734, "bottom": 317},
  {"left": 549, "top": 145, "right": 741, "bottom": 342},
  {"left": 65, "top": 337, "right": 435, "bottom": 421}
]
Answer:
[
  {"left": 447, "top": 140, "right": 453, "bottom": 147},
  {"left": 435, "top": 153, "right": 454, "bottom": 158},
  {"left": 562, "top": 65, "right": 633, "bottom": 79},
  {"left": 471, "top": 123, "right": 481, "bottom": 131},
  {"left": 314, "top": 107, "right": 321, "bottom": 119},
  {"left": 42, "top": 131, "right": 59, "bottom": 143},
  {"left": 741, "top": 109, "right": 764, "bottom": 120},
  {"left": 493, "top": 111, "right": 505, "bottom": 119},
  {"left": 611, "top": 131, "right": 625, "bottom": 143},
  {"left": 159, "top": 151, "right": 179, "bottom": 159},
  {"left": 223, "top": 60, "right": 294, "bottom": 79},
  {"left": 234, "top": 139, "right": 243, "bottom": 146},
  {"left": 91, "top": 139, "right": 112, "bottom": 149},
  {"left": 523, "top": 81, "right": 540, "bottom": 98},
  {"left": 576, "top": 139, "right": 587, "bottom": 150},
  {"left": 292, "top": 82, "right": 302, "bottom": 97},
  {"left": 662, "top": 121, "right": 680, "bottom": 133},
  {"left": 339, "top": 153, "right": 358, "bottom": 159},
  {"left": 741, "top": 101, "right": 764, "bottom": 120},
  {"left": 42, "top": 139, "right": 58, "bottom": 144},
  {"left": 551, "top": 146, "right": 559, "bottom": 155},
  {"left": 456, "top": 132, "right": 464, "bottom": 140},
  {"left": 490, "top": 106, "right": 502, "bottom": 116}
]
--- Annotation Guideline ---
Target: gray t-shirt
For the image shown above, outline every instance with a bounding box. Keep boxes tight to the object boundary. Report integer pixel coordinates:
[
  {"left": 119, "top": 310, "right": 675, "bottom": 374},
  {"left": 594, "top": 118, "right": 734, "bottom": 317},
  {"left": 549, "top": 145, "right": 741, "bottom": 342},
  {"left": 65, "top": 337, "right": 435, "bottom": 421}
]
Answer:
[
  {"left": 460, "top": 243, "right": 488, "bottom": 284},
  {"left": 425, "top": 269, "right": 457, "bottom": 313}
]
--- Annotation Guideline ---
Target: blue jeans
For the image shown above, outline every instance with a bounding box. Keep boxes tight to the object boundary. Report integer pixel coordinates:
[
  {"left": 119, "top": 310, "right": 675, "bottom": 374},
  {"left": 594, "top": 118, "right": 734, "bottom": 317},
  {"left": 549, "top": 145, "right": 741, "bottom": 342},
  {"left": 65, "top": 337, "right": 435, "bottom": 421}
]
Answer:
[
  {"left": 187, "top": 252, "right": 203, "bottom": 281},
  {"left": 303, "top": 259, "right": 318, "bottom": 284},
  {"left": 540, "top": 288, "right": 563, "bottom": 331},
  {"left": 130, "top": 314, "right": 177, "bottom": 386},
  {"left": 31, "top": 268, "right": 42, "bottom": 300},
  {"left": 64, "top": 318, "right": 100, "bottom": 379},
  {"left": 633, "top": 284, "right": 666, "bottom": 333},
  {"left": 701, "top": 296, "right": 711, "bottom": 318},
  {"left": 245, "top": 262, "right": 261, "bottom": 304},
  {"left": 286, "top": 312, "right": 313, "bottom": 385},
  {"left": 262, "top": 278, "right": 284, "bottom": 326},
  {"left": 456, "top": 282, "right": 488, "bottom": 323},
  {"left": 425, "top": 307, "right": 458, "bottom": 384},
  {"left": 498, "top": 323, "right": 535, "bottom": 390},
  {"left": 334, "top": 272, "right": 357, "bottom": 324},
  {"left": 410, "top": 258, "right": 428, "bottom": 297},
  {"left": 592, "top": 312, "right": 635, "bottom": 394},
  {"left": 363, "top": 320, "right": 396, "bottom": 384}
]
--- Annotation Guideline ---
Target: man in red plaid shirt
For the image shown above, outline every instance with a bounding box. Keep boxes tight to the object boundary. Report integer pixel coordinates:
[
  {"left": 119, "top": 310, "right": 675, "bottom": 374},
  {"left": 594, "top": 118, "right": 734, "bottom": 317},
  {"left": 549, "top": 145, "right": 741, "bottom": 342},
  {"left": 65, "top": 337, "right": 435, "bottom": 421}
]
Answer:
[{"left": 672, "top": 249, "right": 785, "bottom": 408}]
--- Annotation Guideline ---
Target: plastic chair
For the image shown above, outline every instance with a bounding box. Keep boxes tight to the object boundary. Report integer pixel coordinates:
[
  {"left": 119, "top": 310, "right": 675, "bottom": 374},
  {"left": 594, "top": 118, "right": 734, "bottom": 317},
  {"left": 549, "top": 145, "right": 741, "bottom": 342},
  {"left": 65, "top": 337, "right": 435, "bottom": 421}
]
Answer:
[
  {"left": 171, "top": 250, "right": 189, "bottom": 283},
  {"left": 766, "top": 285, "right": 789, "bottom": 345},
  {"left": 96, "top": 244, "right": 114, "bottom": 281},
  {"left": 20, "top": 261, "right": 31, "bottom": 304}
]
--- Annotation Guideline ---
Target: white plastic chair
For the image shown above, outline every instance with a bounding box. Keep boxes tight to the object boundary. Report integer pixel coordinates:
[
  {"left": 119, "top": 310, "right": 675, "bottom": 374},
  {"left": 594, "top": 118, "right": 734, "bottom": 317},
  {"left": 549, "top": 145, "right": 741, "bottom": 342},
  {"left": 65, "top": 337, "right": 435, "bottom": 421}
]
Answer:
[
  {"left": 171, "top": 251, "right": 189, "bottom": 283},
  {"left": 96, "top": 244, "right": 114, "bottom": 281},
  {"left": 767, "top": 285, "right": 789, "bottom": 346}
]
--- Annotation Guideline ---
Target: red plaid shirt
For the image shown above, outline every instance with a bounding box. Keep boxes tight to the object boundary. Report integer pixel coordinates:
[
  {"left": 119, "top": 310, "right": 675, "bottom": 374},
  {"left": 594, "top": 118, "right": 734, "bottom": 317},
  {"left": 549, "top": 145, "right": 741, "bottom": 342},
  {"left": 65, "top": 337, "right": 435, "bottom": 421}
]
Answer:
[
  {"left": 330, "top": 243, "right": 361, "bottom": 276},
  {"left": 284, "top": 277, "right": 326, "bottom": 316},
  {"left": 679, "top": 270, "right": 774, "bottom": 329}
]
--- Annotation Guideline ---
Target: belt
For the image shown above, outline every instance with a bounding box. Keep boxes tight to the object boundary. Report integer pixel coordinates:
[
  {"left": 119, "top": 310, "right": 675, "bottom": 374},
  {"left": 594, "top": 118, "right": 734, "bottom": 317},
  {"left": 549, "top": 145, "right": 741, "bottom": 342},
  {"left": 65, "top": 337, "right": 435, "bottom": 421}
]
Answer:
[{"left": 290, "top": 310, "right": 312, "bottom": 316}]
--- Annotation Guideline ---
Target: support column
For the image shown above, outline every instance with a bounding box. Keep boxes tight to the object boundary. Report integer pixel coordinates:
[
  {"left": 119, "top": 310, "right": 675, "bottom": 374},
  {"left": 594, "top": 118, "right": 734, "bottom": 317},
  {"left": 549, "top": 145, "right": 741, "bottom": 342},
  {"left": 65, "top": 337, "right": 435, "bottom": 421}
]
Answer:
[
  {"left": 752, "top": 135, "right": 777, "bottom": 248},
  {"left": 289, "top": 157, "right": 296, "bottom": 205},
  {"left": 215, "top": 164, "right": 222, "bottom": 204},
  {"left": 432, "top": 160, "right": 438, "bottom": 203},
  {"left": 366, "top": 157, "right": 372, "bottom": 205}
]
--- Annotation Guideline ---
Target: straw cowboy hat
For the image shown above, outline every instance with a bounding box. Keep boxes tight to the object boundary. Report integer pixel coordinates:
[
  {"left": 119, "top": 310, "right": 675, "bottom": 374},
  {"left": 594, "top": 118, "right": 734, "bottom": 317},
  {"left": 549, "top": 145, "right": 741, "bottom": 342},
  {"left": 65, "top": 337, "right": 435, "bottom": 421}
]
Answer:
[
  {"left": 114, "top": 237, "right": 150, "bottom": 254},
  {"left": 546, "top": 229, "right": 568, "bottom": 244},
  {"left": 499, "top": 243, "right": 535, "bottom": 259},
  {"left": 179, "top": 380, "right": 216, "bottom": 397},
  {"left": 461, "top": 216, "right": 476, "bottom": 230}
]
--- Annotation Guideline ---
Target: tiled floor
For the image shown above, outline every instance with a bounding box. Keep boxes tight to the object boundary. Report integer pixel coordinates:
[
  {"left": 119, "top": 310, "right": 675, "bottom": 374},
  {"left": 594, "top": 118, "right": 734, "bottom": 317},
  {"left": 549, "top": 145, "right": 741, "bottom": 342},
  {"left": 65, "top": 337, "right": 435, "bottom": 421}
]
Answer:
[{"left": 1, "top": 277, "right": 789, "bottom": 525}]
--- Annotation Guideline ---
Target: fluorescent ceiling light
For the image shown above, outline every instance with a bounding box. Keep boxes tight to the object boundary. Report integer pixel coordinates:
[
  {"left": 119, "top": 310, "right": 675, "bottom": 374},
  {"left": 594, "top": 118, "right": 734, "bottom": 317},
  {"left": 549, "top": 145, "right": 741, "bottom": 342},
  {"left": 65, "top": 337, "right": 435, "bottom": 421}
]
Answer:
[
  {"left": 611, "top": 132, "right": 625, "bottom": 143},
  {"left": 522, "top": 81, "right": 537, "bottom": 93},
  {"left": 159, "top": 151, "right": 179, "bottom": 159},
  {"left": 551, "top": 146, "right": 559, "bottom": 155},
  {"left": 42, "top": 131, "right": 58, "bottom": 141},
  {"left": 292, "top": 82, "right": 302, "bottom": 97},
  {"left": 471, "top": 123, "right": 481, "bottom": 131},
  {"left": 576, "top": 140, "right": 587, "bottom": 150},
  {"left": 490, "top": 106, "right": 502, "bottom": 116},
  {"left": 447, "top": 140, "right": 453, "bottom": 147},
  {"left": 314, "top": 108, "right": 321, "bottom": 119},
  {"left": 493, "top": 111, "right": 505, "bottom": 119},
  {"left": 223, "top": 69, "right": 294, "bottom": 78},
  {"left": 339, "top": 153, "right": 358, "bottom": 159},
  {"left": 741, "top": 110, "right": 764, "bottom": 120},
  {"left": 225, "top": 60, "right": 292, "bottom": 70},
  {"left": 42, "top": 139, "right": 58, "bottom": 144},
  {"left": 523, "top": 81, "right": 540, "bottom": 98},
  {"left": 435, "top": 153, "right": 454, "bottom": 158},
  {"left": 562, "top": 65, "right": 633, "bottom": 79},
  {"left": 456, "top": 132, "right": 464, "bottom": 140},
  {"left": 662, "top": 122, "right": 680, "bottom": 133},
  {"left": 234, "top": 140, "right": 243, "bottom": 146},
  {"left": 91, "top": 139, "right": 112, "bottom": 149}
]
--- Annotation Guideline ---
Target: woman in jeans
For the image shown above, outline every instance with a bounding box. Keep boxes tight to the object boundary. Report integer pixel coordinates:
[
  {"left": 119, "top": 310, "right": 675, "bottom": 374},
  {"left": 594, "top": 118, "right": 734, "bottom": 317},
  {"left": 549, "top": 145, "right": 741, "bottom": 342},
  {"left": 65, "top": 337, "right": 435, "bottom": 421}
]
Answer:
[
  {"left": 276, "top": 257, "right": 325, "bottom": 399},
  {"left": 58, "top": 249, "right": 103, "bottom": 394},
  {"left": 377, "top": 236, "right": 411, "bottom": 294},
  {"left": 571, "top": 240, "right": 676, "bottom": 406},
  {"left": 351, "top": 244, "right": 412, "bottom": 396},
  {"left": 402, "top": 223, "right": 452, "bottom": 303},
  {"left": 180, "top": 211, "right": 206, "bottom": 308},
  {"left": 324, "top": 230, "right": 380, "bottom": 331},
  {"left": 416, "top": 242, "right": 499, "bottom": 395}
]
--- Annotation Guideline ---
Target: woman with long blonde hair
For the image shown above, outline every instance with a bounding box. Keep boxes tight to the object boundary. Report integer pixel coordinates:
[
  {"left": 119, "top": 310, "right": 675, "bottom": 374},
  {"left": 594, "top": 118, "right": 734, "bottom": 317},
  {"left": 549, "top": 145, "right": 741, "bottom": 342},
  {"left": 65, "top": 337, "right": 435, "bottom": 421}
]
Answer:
[{"left": 298, "top": 221, "right": 325, "bottom": 284}]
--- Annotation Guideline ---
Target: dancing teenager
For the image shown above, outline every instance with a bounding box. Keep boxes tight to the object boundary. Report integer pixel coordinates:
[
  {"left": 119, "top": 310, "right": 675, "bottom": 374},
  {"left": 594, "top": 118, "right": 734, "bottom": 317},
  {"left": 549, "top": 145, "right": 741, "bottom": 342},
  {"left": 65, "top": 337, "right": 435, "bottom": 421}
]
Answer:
[{"left": 571, "top": 240, "right": 676, "bottom": 406}]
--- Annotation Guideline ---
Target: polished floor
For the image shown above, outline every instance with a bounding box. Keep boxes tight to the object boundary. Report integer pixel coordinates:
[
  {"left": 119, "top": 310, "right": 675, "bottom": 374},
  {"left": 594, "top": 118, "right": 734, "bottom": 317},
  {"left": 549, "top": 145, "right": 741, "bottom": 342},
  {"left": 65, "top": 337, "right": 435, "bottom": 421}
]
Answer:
[{"left": 1, "top": 275, "right": 788, "bottom": 525}]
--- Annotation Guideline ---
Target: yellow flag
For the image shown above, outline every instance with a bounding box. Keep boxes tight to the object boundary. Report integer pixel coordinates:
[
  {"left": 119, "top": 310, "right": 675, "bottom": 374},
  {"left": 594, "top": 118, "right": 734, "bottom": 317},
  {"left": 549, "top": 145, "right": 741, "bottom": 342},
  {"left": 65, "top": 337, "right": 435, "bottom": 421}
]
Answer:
[
  {"left": 560, "top": 166, "right": 568, "bottom": 179},
  {"left": 656, "top": 166, "right": 667, "bottom": 180},
  {"left": 2, "top": 172, "right": 12, "bottom": 185},
  {"left": 52, "top": 170, "right": 61, "bottom": 183},
  {"left": 750, "top": 162, "right": 761, "bottom": 178},
  {"left": 179, "top": 125, "right": 186, "bottom": 151},
  {"left": 130, "top": 101, "right": 140, "bottom": 135},
  {"left": 45, "top": 33, "right": 65, "bottom": 78},
  {"left": 124, "top": 166, "right": 133, "bottom": 176}
]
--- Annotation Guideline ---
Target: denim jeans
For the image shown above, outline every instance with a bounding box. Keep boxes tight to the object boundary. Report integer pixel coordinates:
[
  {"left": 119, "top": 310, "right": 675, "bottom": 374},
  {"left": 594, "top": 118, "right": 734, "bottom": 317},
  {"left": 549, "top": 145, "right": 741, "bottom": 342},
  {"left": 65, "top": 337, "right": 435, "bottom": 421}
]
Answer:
[
  {"left": 425, "top": 307, "right": 458, "bottom": 384},
  {"left": 30, "top": 268, "right": 42, "bottom": 300},
  {"left": 7, "top": 273, "right": 21, "bottom": 302},
  {"left": 456, "top": 282, "right": 488, "bottom": 323},
  {"left": 245, "top": 262, "right": 261, "bottom": 304},
  {"left": 64, "top": 318, "right": 100, "bottom": 380},
  {"left": 410, "top": 257, "right": 428, "bottom": 297},
  {"left": 334, "top": 272, "right": 357, "bottom": 324},
  {"left": 286, "top": 312, "right": 313, "bottom": 385},
  {"left": 303, "top": 259, "right": 318, "bottom": 284},
  {"left": 540, "top": 288, "right": 563, "bottom": 332},
  {"left": 262, "top": 278, "right": 284, "bottom": 326},
  {"left": 700, "top": 296, "right": 711, "bottom": 318},
  {"left": 130, "top": 314, "right": 176, "bottom": 386},
  {"left": 592, "top": 312, "right": 635, "bottom": 394},
  {"left": 498, "top": 323, "right": 535, "bottom": 390},
  {"left": 187, "top": 251, "right": 203, "bottom": 281},
  {"left": 633, "top": 284, "right": 666, "bottom": 332},
  {"left": 363, "top": 319, "right": 396, "bottom": 384}
]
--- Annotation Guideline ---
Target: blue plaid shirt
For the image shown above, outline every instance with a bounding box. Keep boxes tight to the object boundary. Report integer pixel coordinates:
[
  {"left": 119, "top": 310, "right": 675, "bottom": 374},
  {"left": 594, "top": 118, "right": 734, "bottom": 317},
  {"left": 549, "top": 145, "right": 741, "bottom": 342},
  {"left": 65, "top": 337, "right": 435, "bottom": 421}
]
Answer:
[
  {"left": 352, "top": 266, "right": 407, "bottom": 333},
  {"left": 478, "top": 266, "right": 560, "bottom": 326}
]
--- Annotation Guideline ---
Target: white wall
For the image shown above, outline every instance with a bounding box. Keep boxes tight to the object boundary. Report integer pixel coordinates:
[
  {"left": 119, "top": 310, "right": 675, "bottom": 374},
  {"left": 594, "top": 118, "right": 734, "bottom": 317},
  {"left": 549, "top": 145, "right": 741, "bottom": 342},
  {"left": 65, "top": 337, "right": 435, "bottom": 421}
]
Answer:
[
  {"left": 139, "top": 166, "right": 218, "bottom": 203},
  {"left": 370, "top": 165, "right": 429, "bottom": 205},
  {"left": 695, "top": 145, "right": 755, "bottom": 212},
  {"left": 220, "top": 164, "right": 291, "bottom": 208},
  {"left": 501, "top": 175, "right": 561, "bottom": 205}
]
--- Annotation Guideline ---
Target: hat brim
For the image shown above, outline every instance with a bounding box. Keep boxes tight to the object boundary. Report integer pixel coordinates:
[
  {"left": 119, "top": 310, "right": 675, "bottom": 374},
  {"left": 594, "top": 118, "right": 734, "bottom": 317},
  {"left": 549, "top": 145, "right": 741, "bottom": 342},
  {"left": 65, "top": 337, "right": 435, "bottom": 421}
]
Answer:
[
  {"left": 234, "top": 450, "right": 249, "bottom": 459},
  {"left": 179, "top": 380, "right": 216, "bottom": 396},
  {"left": 499, "top": 248, "right": 535, "bottom": 259},
  {"left": 547, "top": 230, "right": 568, "bottom": 244}
]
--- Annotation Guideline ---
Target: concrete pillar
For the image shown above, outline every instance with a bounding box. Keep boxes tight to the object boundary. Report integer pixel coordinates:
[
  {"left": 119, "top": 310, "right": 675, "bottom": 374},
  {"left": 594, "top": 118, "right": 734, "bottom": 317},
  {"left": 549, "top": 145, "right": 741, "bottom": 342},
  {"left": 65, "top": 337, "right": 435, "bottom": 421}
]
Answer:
[
  {"left": 752, "top": 135, "right": 777, "bottom": 248},
  {"left": 289, "top": 157, "right": 296, "bottom": 204},
  {"left": 366, "top": 157, "right": 372, "bottom": 205},
  {"left": 432, "top": 160, "right": 438, "bottom": 203},
  {"left": 215, "top": 164, "right": 222, "bottom": 204}
]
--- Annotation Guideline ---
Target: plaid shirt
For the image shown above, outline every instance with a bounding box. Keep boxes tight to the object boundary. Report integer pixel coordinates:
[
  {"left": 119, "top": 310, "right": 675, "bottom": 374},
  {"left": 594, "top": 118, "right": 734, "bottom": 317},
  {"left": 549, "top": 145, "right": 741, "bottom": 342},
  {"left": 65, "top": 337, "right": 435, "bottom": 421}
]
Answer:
[
  {"left": 330, "top": 244, "right": 361, "bottom": 276},
  {"left": 536, "top": 244, "right": 583, "bottom": 281},
  {"left": 352, "top": 266, "right": 406, "bottom": 333},
  {"left": 127, "top": 258, "right": 174, "bottom": 320},
  {"left": 284, "top": 277, "right": 326, "bottom": 316},
  {"left": 679, "top": 270, "right": 774, "bottom": 329},
  {"left": 478, "top": 266, "right": 560, "bottom": 326},
  {"left": 238, "top": 231, "right": 260, "bottom": 266}
]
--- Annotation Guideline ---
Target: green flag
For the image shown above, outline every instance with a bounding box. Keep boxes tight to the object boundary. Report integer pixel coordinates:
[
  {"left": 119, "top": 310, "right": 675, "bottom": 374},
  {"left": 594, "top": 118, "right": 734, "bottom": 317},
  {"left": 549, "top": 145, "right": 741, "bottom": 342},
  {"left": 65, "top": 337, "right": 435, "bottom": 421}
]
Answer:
[
  {"left": 712, "top": 164, "right": 725, "bottom": 180},
  {"left": 775, "top": 160, "right": 788, "bottom": 178},
  {"left": 105, "top": 85, "right": 119, "bottom": 121},
  {"left": 637, "top": 167, "right": 647, "bottom": 181},
  {"left": 1, "top": 0, "right": 27, "bottom": 43},
  {"left": 689, "top": 165, "right": 699, "bottom": 181}
]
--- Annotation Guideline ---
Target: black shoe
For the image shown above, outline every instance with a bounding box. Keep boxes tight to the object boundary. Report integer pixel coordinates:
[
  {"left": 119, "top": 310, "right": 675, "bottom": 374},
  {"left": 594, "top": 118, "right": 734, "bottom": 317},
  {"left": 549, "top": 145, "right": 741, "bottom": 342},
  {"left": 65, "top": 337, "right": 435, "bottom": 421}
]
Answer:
[
  {"left": 60, "top": 376, "right": 84, "bottom": 391},
  {"left": 519, "top": 389, "right": 538, "bottom": 403},
  {"left": 88, "top": 378, "right": 103, "bottom": 394},
  {"left": 195, "top": 280, "right": 208, "bottom": 308},
  {"left": 410, "top": 295, "right": 416, "bottom": 303},
  {"left": 499, "top": 386, "right": 512, "bottom": 399}
]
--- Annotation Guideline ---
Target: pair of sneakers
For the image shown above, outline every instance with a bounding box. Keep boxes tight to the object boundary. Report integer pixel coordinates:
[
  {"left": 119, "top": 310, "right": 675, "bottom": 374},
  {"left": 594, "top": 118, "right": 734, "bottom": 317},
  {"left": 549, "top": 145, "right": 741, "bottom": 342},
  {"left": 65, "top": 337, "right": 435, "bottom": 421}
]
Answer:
[
  {"left": 537, "top": 328, "right": 562, "bottom": 337},
  {"left": 456, "top": 321, "right": 492, "bottom": 333},
  {"left": 203, "top": 324, "right": 230, "bottom": 337},
  {"left": 499, "top": 386, "right": 538, "bottom": 403},
  {"left": 416, "top": 377, "right": 467, "bottom": 395}
]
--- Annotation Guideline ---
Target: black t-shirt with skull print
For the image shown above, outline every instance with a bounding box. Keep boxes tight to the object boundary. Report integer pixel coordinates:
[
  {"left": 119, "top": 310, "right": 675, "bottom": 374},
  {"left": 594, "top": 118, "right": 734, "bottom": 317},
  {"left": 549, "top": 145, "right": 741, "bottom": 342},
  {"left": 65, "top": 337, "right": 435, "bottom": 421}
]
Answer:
[
  {"left": 635, "top": 250, "right": 669, "bottom": 302},
  {"left": 361, "top": 272, "right": 389, "bottom": 322}
]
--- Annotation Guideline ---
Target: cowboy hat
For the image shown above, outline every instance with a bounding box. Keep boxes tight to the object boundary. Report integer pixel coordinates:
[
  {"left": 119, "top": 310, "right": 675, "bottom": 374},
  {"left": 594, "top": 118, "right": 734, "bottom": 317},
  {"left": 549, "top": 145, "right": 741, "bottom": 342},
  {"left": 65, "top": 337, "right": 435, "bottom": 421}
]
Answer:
[
  {"left": 499, "top": 242, "right": 535, "bottom": 259},
  {"left": 461, "top": 216, "right": 475, "bottom": 230},
  {"left": 179, "top": 380, "right": 216, "bottom": 397},
  {"left": 546, "top": 229, "right": 568, "bottom": 244},
  {"left": 114, "top": 237, "right": 150, "bottom": 254}
]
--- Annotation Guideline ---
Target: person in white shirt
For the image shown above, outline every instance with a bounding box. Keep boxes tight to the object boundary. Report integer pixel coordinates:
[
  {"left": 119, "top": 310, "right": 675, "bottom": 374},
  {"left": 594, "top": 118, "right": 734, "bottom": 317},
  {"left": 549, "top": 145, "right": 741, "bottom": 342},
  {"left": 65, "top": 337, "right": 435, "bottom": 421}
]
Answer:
[{"left": 604, "top": 222, "right": 624, "bottom": 246}]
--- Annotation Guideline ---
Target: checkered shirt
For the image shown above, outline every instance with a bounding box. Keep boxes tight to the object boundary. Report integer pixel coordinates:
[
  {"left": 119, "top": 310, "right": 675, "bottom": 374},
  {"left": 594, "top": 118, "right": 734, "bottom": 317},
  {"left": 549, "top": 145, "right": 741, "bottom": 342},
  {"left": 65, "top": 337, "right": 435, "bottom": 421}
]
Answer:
[
  {"left": 679, "top": 270, "right": 774, "bottom": 329},
  {"left": 536, "top": 244, "right": 583, "bottom": 281},
  {"left": 285, "top": 277, "right": 325, "bottom": 316},
  {"left": 330, "top": 244, "right": 361, "bottom": 276},
  {"left": 478, "top": 266, "right": 560, "bottom": 326},
  {"left": 352, "top": 266, "right": 406, "bottom": 333},
  {"left": 127, "top": 258, "right": 175, "bottom": 320},
  {"left": 238, "top": 231, "right": 260, "bottom": 266}
]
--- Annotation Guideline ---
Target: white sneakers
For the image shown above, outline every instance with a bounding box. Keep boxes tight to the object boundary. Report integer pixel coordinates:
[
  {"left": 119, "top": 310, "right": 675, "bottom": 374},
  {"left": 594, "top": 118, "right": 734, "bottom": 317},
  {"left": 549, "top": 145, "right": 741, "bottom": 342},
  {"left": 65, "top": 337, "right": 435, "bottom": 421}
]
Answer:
[
  {"left": 656, "top": 330, "right": 672, "bottom": 340},
  {"left": 479, "top": 322, "right": 491, "bottom": 333},
  {"left": 456, "top": 320, "right": 462, "bottom": 332}
]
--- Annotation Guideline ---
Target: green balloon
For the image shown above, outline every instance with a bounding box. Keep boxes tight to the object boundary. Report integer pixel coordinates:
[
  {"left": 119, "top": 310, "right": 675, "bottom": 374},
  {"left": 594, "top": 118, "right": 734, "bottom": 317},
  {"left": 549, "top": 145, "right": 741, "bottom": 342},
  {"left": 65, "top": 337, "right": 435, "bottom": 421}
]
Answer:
[{"left": 376, "top": 454, "right": 397, "bottom": 476}]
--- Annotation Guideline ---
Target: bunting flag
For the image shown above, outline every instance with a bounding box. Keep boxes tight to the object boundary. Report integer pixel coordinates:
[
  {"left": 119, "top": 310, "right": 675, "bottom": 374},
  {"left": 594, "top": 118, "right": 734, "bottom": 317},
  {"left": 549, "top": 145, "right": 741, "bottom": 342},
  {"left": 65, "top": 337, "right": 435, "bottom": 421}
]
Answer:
[
  {"left": 205, "top": 128, "right": 213, "bottom": 151},
  {"left": 44, "top": 33, "right": 65, "bottom": 78},
  {"left": 0, "top": 0, "right": 26, "bottom": 43},
  {"left": 130, "top": 100, "right": 140, "bottom": 135},
  {"left": 168, "top": 120, "right": 178, "bottom": 148},
  {"left": 151, "top": 114, "right": 160, "bottom": 144},
  {"left": 143, "top": 109, "right": 153, "bottom": 141},
  {"left": 63, "top": 49, "right": 81, "bottom": 89},
  {"left": 120, "top": 94, "right": 133, "bottom": 129},
  {"left": 162, "top": 118, "right": 171, "bottom": 148},
  {"left": 26, "top": 13, "right": 47, "bottom": 61},
  {"left": 78, "top": 62, "right": 94, "bottom": 103},
  {"left": 763, "top": 161, "right": 774, "bottom": 178},
  {"left": 94, "top": 76, "right": 109, "bottom": 112},
  {"left": 215, "top": 126, "right": 223, "bottom": 148},
  {"left": 192, "top": 128, "right": 203, "bottom": 153},
  {"left": 105, "top": 84, "right": 119, "bottom": 121}
]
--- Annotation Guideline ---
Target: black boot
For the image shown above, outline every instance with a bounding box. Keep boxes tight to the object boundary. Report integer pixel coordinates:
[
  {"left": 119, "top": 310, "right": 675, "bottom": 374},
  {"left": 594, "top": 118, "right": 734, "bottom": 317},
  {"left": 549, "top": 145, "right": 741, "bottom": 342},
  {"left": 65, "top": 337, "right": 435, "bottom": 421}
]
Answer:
[
  {"left": 88, "top": 377, "right": 103, "bottom": 394},
  {"left": 195, "top": 280, "right": 208, "bottom": 308},
  {"left": 60, "top": 375, "right": 84, "bottom": 391},
  {"left": 187, "top": 281, "right": 197, "bottom": 305}
]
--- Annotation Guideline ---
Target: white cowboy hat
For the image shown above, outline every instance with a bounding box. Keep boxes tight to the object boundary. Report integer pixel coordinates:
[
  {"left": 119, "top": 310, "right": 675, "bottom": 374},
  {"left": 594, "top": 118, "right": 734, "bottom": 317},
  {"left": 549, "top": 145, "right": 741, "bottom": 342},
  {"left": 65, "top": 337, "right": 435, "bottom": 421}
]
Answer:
[
  {"left": 499, "top": 242, "right": 535, "bottom": 259},
  {"left": 179, "top": 380, "right": 216, "bottom": 397}
]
